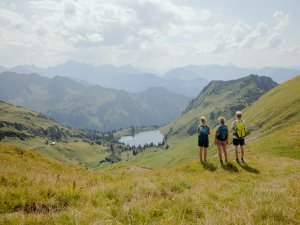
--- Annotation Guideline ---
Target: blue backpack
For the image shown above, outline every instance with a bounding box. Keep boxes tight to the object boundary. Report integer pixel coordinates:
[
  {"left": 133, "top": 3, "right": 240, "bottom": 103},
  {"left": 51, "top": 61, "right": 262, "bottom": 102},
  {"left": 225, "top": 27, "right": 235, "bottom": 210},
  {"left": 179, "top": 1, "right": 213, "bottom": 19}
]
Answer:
[
  {"left": 198, "top": 125, "right": 209, "bottom": 136},
  {"left": 217, "top": 124, "right": 228, "bottom": 141}
]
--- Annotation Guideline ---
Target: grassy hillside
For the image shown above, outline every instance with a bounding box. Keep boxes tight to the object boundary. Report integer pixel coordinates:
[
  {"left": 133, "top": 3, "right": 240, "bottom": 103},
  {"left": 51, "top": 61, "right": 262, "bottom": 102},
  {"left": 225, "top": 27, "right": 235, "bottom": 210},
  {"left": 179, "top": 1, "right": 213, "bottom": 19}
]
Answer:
[
  {"left": 0, "top": 101, "right": 111, "bottom": 167},
  {"left": 1, "top": 143, "right": 299, "bottom": 224},
  {"left": 0, "top": 100, "right": 73, "bottom": 140},
  {"left": 2, "top": 137, "right": 110, "bottom": 168},
  {"left": 162, "top": 75, "right": 277, "bottom": 138},
  {"left": 0, "top": 100, "right": 105, "bottom": 140},
  {"left": 242, "top": 76, "right": 300, "bottom": 136}
]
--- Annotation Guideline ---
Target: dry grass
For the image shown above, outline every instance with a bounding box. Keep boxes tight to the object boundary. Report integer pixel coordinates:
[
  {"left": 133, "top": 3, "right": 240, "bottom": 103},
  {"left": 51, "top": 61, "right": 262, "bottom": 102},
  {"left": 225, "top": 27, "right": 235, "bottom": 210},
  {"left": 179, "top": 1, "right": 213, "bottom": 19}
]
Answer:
[{"left": 1, "top": 143, "right": 299, "bottom": 225}]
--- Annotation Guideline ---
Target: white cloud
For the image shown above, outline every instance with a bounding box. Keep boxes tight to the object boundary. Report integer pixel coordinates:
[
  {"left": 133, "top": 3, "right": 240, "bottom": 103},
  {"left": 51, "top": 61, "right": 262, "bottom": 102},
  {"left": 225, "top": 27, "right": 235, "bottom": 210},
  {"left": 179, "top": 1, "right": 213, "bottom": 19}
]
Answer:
[
  {"left": 0, "top": 8, "right": 28, "bottom": 29},
  {"left": 0, "top": 1, "right": 298, "bottom": 70},
  {"left": 264, "top": 33, "right": 283, "bottom": 49},
  {"left": 282, "top": 46, "right": 300, "bottom": 55},
  {"left": 88, "top": 33, "right": 104, "bottom": 43},
  {"left": 273, "top": 11, "right": 289, "bottom": 32},
  {"left": 196, "top": 11, "right": 289, "bottom": 55},
  {"left": 64, "top": 1, "right": 76, "bottom": 17},
  {"left": 231, "top": 22, "right": 252, "bottom": 42}
]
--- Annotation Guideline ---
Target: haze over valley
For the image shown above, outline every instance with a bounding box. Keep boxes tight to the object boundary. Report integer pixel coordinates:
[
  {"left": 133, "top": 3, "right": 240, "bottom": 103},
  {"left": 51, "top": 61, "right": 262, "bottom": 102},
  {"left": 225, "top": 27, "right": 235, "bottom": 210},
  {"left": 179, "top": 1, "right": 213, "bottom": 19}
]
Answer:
[{"left": 2, "top": 61, "right": 299, "bottom": 97}]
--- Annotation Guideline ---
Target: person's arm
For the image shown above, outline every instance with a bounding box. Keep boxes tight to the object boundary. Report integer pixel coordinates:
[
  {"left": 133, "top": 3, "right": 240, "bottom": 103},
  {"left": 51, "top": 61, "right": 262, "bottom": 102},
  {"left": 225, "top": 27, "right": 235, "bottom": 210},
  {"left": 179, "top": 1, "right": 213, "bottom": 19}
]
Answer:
[
  {"left": 230, "top": 121, "right": 235, "bottom": 132},
  {"left": 231, "top": 121, "right": 237, "bottom": 133},
  {"left": 208, "top": 127, "right": 211, "bottom": 136},
  {"left": 243, "top": 120, "right": 247, "bottom": 135},
  {"left": 226, "top": 127, "right": 229, "bottom": 143},
  {"left": 214, "top": 127, "right": 218, "bottom": 145}
]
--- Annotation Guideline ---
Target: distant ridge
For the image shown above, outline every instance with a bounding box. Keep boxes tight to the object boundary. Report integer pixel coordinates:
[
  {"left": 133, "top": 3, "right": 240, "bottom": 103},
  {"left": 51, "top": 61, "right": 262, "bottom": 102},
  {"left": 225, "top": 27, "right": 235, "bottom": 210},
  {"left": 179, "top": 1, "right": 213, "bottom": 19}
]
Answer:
[
  {"left": 0, "top": 72, "right": 190, "bottom": 131},
  {"left": 7, "top": 61, "right": 208, "bottom": 97},
  {"left": 162, "top": 75, "right": 278, "bottom": 137},
  {"left": 164, "top": 64, "right": 300, "bottom": 83}
]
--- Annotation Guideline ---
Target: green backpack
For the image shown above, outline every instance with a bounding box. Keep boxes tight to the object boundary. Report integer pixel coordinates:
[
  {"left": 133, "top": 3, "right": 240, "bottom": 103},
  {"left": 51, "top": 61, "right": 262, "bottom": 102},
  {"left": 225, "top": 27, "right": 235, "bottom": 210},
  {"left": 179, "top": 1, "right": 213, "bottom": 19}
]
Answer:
[{"left": 235, "top": 120, "right": 246, "bottom": 138}]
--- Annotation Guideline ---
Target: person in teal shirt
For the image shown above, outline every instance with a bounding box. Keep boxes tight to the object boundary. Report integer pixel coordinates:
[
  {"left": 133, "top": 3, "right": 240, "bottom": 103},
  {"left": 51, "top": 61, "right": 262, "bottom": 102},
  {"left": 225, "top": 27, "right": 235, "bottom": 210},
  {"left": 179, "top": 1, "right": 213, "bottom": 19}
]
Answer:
[{"left": 197, "top": 116, "right": 210, "bottom": 163}]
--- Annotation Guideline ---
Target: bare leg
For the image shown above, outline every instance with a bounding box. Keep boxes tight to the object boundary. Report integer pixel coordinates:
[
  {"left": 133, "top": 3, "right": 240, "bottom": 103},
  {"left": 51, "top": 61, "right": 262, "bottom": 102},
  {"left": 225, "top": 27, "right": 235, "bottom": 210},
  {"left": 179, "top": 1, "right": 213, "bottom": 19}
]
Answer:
[
  {"left": 199, "top": 147, "right": 203, "bottom": 162},
  {"left": 234, "top": 145, "right": 239, "bottom": 160},
  {"left": 218, "top": 145, "right": 223, "bottom": 161},
  {"left": 204, "top": 148, "right": 207, "bottom": 162},
  {"left": 241, "top": 145, "right": 244, "bottom": 159}
]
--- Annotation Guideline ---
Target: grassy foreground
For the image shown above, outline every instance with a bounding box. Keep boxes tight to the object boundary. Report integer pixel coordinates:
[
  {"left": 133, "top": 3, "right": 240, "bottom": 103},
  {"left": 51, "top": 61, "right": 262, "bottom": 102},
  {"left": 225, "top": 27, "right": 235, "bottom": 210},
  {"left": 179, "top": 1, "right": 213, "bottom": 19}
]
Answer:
[{"left": 0, "top": 142, "right": 299, "bottom": 225}]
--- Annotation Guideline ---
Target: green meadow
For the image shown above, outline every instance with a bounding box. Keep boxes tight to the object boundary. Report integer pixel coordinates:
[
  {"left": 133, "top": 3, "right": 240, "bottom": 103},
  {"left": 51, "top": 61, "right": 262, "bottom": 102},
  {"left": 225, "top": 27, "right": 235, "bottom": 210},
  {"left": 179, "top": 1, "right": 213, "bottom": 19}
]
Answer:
[
  {"left": 1, "top": 137, "right": 110, "bottom": 168},
  {"left": 1, "top": 140, "right": 299, "bottom": 224}
]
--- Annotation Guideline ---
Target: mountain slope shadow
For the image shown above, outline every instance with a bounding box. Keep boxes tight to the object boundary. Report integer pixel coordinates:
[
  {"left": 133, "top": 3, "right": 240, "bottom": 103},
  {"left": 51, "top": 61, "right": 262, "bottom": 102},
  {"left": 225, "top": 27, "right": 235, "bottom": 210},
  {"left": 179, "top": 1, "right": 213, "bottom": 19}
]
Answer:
[
  {"left": 237, "top": 162, "right": 260, "bottom": 174},
  {"left": 201, "top": 161, "right": 217, "bottom": 172}
]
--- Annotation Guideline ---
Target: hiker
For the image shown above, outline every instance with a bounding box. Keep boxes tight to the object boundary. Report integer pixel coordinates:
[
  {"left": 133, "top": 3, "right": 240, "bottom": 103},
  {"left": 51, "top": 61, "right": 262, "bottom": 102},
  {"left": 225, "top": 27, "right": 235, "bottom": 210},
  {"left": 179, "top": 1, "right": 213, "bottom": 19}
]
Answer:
[
  {"left": 232, "top": 111, "right": 246, "bottom": 163},
  {"left": 197, "top": 116, "right": 210, "bottom": 162},
  {"left": 215, "top": 117, "right": 228, "bottom": 164}
]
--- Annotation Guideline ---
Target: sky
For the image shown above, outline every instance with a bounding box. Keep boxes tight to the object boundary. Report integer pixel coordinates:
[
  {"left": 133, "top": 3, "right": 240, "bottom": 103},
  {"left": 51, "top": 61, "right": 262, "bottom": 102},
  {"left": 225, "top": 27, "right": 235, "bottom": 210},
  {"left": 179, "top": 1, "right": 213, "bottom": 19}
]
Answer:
[{"left": 0, "top": 0, "right": 300, "bottom": 73}]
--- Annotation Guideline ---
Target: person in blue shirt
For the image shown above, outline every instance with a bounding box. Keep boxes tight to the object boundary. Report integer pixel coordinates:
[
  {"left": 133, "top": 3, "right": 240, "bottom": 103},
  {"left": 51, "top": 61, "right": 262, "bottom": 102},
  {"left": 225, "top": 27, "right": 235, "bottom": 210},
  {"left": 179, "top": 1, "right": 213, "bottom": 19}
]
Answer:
[
  {"left": 214, "top": 117, "right": 228, "bottom": 164},
  {"left": 197, "top": 116, "right": 210, "bottom": 163}
]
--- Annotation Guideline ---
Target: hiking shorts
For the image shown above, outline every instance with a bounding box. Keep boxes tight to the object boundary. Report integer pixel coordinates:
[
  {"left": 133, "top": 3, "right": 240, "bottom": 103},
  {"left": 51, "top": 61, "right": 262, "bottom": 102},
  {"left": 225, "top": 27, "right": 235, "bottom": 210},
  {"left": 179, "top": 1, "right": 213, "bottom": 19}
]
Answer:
[
  {"left": 198, "top": 135, "right": 209, "bottom": 148},
  {"left": 216, "top": 139, "right": 227, "bottom": 147},
  {"left": 233, "top": 138, "right": 245, "bottom": 146}
]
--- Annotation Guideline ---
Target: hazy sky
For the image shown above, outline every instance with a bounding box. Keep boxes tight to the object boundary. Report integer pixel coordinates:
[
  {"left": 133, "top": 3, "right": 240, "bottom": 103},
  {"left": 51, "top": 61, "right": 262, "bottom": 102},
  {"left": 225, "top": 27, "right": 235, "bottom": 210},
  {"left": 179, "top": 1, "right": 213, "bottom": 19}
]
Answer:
[{"left": 0, "top": 0, "right": 300, "bottom": 72}]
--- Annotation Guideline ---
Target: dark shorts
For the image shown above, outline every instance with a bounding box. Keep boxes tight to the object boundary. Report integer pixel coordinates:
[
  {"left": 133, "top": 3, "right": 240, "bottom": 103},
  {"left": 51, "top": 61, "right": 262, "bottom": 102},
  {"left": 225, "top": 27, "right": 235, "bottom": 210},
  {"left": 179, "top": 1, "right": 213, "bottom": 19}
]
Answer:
[
  {"left": 198, "top": 135, "right": 209, "bottom": 148},
  {"left": 233, "top": 138, "right": 245, "bottom": 146}
]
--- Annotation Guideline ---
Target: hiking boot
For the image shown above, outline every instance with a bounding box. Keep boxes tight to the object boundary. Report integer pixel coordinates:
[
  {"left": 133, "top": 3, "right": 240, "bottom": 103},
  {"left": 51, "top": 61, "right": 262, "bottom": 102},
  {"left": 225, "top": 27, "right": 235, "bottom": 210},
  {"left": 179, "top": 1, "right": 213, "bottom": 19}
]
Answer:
[
  {"left": 220, "top": 159, "right": 223, "bottom": 165},
  {"left": 241, "top": 158, "right": 245, "bottom": 163},
  {"left": 235, "top": 158, "right": 239, "bottom": 163}
]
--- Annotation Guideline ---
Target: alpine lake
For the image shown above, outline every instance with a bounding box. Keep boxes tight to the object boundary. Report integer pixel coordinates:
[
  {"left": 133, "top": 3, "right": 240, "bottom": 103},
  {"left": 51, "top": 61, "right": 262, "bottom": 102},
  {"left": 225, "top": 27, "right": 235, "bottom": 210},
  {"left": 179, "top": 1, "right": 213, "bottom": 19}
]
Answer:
[{"left": 119, "top": 130, "right": 164, "bottom": 147}]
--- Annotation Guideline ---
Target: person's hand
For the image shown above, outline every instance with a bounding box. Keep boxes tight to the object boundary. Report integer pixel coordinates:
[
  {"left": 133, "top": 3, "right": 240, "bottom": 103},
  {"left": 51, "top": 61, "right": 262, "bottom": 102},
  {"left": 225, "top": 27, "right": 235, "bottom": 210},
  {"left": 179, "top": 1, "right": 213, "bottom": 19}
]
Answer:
[
  {"left": 214, "top": 139, "right": 217, "bottom": 145},
  {"left": 226, "top": 139, "right": 228, "bottom": 144}
]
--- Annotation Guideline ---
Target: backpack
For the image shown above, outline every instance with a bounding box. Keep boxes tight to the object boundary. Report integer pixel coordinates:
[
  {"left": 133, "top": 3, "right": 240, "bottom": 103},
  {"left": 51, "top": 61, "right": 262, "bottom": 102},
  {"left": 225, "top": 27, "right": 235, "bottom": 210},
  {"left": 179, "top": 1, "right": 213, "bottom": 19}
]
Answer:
[
  {"left": 198, "top": 125, "right": 209, "bottom": 136},
  {"left": 217, "top": 124, "right": 228, "bottom": 141},
  {"left": 234, "top": 120, "right": 246, "bottom": 138}
]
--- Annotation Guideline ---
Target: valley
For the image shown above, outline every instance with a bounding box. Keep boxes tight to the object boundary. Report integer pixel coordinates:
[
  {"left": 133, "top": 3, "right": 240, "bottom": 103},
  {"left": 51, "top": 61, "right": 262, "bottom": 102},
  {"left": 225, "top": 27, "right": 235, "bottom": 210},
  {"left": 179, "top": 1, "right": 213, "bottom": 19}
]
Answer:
[{"left": 0, "top": 72, "right": 190, "bottom": 131}]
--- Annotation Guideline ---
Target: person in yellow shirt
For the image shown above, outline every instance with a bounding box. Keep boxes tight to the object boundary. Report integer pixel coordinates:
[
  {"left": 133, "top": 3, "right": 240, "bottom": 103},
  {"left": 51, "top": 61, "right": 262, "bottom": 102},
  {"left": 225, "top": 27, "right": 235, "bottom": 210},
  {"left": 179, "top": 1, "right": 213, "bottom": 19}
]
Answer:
[{"left": 231, "top": 111, "right": 246, "bottom": 163}]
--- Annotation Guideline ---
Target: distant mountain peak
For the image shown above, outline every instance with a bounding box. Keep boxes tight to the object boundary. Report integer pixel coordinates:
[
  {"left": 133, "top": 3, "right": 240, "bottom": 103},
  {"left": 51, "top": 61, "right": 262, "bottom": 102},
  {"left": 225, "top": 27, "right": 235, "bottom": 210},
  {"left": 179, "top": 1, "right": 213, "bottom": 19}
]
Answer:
[
  {"left": 164, "top": 75, "right": 278, "bottom": 137},
  {"left": 185, "top": 74, "right": 277, "bottom": 114}
]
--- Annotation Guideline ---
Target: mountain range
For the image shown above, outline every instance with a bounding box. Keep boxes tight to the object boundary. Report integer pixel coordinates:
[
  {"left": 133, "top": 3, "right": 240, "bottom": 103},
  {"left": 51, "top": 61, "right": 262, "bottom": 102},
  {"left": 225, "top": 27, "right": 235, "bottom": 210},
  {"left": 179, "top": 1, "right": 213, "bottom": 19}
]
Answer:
[
  {"left": 4, "top": 61, "right": 300, "bottom": 97},
  {"left": 165, "top": 64, "right": 300, "bottom": 83},
  {"left": 7, "top": 61, "right": 208, "bottom": 97},
  {"left": 0, "top": 72, "right": 190, "bottom": 131}
]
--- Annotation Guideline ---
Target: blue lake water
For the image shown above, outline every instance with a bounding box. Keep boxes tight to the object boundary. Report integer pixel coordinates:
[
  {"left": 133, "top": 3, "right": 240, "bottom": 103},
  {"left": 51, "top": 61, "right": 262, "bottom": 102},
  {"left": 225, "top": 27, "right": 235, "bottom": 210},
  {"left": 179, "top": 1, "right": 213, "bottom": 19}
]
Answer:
[{"left": 119, "top": 130, "right": 164, "bottom": 147}]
